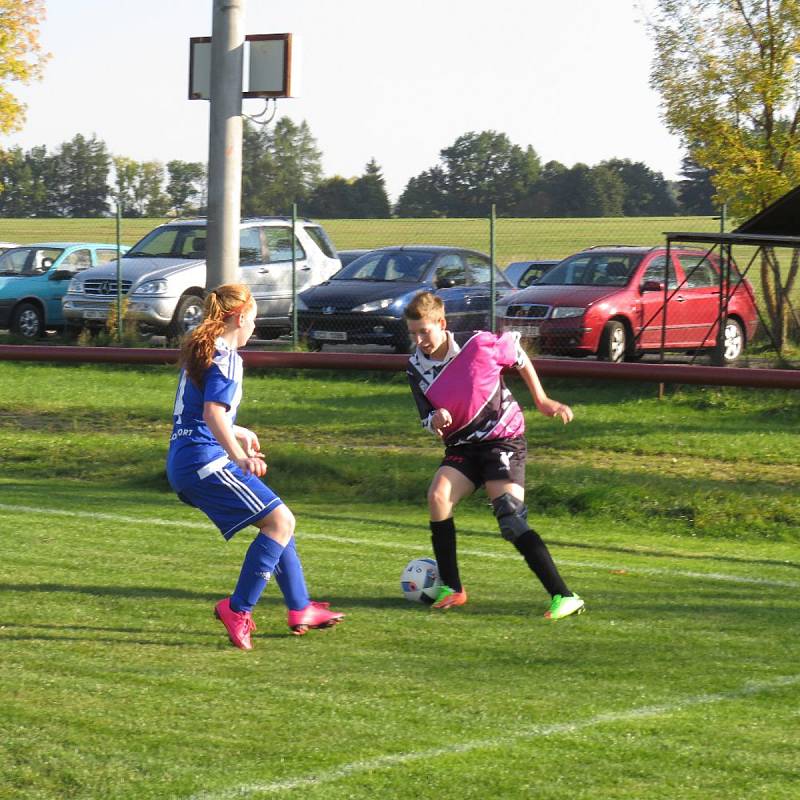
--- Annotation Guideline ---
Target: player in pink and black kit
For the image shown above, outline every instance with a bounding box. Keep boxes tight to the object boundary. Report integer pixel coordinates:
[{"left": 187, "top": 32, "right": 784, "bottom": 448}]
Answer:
[{"left": 404, "top": 291, "right": 585, "bottom": 620}]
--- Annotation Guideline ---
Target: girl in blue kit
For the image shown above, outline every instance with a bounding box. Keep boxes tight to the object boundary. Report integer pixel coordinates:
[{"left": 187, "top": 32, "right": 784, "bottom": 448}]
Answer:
[{"left": 167, "top": 283, "right": 344, "bottom": 650}]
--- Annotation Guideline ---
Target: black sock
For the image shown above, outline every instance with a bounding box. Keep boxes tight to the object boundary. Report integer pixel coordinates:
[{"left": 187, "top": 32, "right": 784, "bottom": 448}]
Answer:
[
  {"left": 513, "top": 529, "right": 571, "bottom": 597},
  {"left": 429, "top": 518, "right": 462, "bottom": 591}
]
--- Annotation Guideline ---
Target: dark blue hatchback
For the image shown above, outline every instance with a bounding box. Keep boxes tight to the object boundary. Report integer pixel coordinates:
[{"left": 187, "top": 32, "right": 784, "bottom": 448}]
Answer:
[{"left": 295, "top": 245, "right": 513, "bottom": 352}]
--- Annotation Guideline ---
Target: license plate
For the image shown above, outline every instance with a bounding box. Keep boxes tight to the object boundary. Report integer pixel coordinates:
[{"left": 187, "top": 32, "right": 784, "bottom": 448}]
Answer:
[
  {"left": 509, "top": 324, "right": 540, "bottom": 337},
  {"left": 83, "top": 309, "right": 107, "bottom": 320},
  {"left": 313, "top": 330, "right": 347, "bottom": 341}
]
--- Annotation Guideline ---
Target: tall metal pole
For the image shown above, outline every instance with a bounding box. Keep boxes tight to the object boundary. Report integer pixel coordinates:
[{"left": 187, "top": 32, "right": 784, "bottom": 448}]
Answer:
[
  {"left": 291, "top": 203, "right": 298, "bottom": 349},
  {"left": 206, "top": 0, "right": 245, "bottom": 289},
  {"left": 116, "top": 203, "right": 123, "bottom": 342},
  {"left": 715, "top": 204, "right": 728, "bottom": 360}
]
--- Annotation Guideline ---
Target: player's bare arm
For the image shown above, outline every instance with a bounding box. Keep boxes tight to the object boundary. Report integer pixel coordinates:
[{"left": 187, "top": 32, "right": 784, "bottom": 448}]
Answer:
[
  {"left": 516, "top": 351, "right": 573, "bottom": 424},
  {"left": 204, "top": 402, "right": 267, "bottom": 476},
  {"left": 233, "top": 424, "right": 263, "bottom": 458}
]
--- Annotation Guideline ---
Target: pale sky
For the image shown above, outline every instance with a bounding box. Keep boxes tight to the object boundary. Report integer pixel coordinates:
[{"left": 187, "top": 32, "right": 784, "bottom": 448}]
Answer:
[{"left": 6, "top": 0, "right": 681, "bottom": 202}]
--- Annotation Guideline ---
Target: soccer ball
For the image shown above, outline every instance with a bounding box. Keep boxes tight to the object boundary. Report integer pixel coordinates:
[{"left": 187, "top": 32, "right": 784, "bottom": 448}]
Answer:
[{"left": 400, "top": 557, "right": 442, "bottom": 604}]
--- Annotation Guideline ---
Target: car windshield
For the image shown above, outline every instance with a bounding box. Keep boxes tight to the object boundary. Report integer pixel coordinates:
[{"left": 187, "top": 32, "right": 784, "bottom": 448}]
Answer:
[
  {"left": 333, "top": 250, "right": 435, "bottom": 282},
  {"left": 126, "top": 226, "right": 208, "bottom": 258},
  {"left": 0, "top": 246, "right": 64, "bottom": 276},
  {"left": 538, "top": 253, "right": 643, "bottom": 287}
]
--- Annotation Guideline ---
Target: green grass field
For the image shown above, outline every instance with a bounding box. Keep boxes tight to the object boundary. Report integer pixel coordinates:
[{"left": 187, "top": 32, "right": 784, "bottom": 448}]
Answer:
[{"left": 1, "top": 361, "right": 798, "bottom": 799}]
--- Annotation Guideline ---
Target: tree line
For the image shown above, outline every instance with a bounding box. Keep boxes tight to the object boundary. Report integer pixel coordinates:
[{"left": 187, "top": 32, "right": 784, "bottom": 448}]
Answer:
[
  {"left": 395, "top": 131, "right": 715, "bottom": 218},
  {"left": 0, "top": 135, "right": 207, "bottom": 218},
  {"left": 0, "top": 121, "right": 716, "bottom": 220}
]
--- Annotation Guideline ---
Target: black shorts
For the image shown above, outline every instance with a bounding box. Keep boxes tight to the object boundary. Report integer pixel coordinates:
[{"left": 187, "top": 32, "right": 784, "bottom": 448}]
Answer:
[{"left": 440, "top": 437, "right": 527, "bottom": 488}]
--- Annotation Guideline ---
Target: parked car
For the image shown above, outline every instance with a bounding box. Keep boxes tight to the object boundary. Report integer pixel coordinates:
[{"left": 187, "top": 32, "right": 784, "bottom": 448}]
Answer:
[
  {"left": 497, "top": 245, "right": 758, "bottom": 363},
  {"left": 0, "top": 242, "right": 19, "bottom": 254},
  {"left": 503, "top": 259, "right": 560, "bottom": 288},
  {"left": 62, "top": 217, "right": 340, "bottom": 339},
  {"left": 296, "top": 245, "right": 513, "bottom": 352},
  {"left": 0, "top": 242, "right": 128, "bottom": 339}
]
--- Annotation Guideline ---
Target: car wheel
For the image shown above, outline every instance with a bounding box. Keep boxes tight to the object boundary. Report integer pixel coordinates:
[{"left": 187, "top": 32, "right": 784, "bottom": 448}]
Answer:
[
  {"left": 598, "top": 320, "right": 627, "bottom": 363},
  {"left": 11, "top": 302, "right": 44, "bottom": 339},
  {"left": 167, "top": 294, "right": 205, "bottom": 339},
  {"left": 712, "top": 318, "right": 744, "bottom": 365}
]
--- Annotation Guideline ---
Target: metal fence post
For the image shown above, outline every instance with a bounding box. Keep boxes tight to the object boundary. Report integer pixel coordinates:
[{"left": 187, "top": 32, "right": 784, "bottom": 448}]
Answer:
[
  {"left": 490, "top": 204, "right": 496, "bottom": 332},
  {"left": 715, "top": 205, "right": 728, "bottom": 360},
  {"left": 116, "top": 203, "right": 123, "bottom": 342},
  {"left": 291, "top": 203, "right": 298, "bottom": 348}
]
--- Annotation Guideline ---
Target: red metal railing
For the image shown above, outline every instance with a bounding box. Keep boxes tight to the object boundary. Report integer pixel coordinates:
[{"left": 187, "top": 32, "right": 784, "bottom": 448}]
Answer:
[{"left": 1, "top": 344, "right": 799, "bottom": 389}]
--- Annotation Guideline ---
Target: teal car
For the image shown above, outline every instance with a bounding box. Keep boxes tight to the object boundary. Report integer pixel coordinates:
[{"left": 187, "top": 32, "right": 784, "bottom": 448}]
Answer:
[{"left": 0, "top": 242, "right": 128, "bottom": 339}]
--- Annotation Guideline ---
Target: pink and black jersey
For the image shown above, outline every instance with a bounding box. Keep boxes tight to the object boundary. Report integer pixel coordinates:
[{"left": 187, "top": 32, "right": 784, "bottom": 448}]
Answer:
[{"left": 407, "top": 330, "right": 526, "bottom": 447}]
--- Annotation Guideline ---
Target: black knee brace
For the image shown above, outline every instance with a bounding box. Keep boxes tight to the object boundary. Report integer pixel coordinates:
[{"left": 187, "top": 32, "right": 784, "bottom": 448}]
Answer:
[{"left": 492, "top": 492, "right": 529, "bottom": 542}]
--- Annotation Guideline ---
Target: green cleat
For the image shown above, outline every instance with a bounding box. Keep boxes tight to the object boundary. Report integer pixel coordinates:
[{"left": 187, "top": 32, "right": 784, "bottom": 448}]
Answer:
[
  {"left": 545, "top": 593, "right": 585, "bottom": 621},
  {"left": 432, "top": 585, "right": 468, "bottom": 609}
]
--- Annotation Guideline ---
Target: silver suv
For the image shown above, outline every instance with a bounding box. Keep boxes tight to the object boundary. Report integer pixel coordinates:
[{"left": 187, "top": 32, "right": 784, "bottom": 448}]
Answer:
[{"left": 62, "top": 217, "right": 340, "bottom": 338}]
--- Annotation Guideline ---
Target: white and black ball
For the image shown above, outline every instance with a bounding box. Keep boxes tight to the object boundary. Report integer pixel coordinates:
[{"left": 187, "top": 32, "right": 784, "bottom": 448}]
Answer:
[{"left": 400, "top": 557, "right": 442, "bottom": 604}]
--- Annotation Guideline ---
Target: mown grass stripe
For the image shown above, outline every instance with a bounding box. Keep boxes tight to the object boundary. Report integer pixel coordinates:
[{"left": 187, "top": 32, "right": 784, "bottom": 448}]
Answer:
[
  {"left": 186, "top": 675, "right": 800, "bottom": 799},
  {"left": 1, "top": 503, "right": 797, "bottom": 589}
]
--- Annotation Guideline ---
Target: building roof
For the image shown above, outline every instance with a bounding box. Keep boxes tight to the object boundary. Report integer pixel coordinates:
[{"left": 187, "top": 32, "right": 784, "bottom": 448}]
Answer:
[
  {"left": 665, "top": 183, "right": 800, "bottom": 249},
  {"left": 734, "top": 184, "right": 800, "bottom": 236}
]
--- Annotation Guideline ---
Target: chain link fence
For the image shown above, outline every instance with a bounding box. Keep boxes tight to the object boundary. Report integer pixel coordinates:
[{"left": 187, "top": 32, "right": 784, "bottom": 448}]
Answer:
[
  {"left": 305, "top": 215, "right": 799, "bottom": 367},
  {"left": 0, "top": 213, "right": 797, "bottom": 367}
]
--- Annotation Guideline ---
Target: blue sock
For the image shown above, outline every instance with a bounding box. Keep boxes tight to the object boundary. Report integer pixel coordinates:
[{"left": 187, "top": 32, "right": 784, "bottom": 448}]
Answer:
[
  {"left": 230, "top": 533, "right": 285, "bottom": 613},
  {"left": 273, "top": 537, "right": 311, "bottom": 611}
]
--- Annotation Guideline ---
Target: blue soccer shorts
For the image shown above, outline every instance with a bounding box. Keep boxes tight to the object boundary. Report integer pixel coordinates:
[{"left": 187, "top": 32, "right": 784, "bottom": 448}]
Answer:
[{"left": 176, "top": 461, "right": 283, "bottom": 540}]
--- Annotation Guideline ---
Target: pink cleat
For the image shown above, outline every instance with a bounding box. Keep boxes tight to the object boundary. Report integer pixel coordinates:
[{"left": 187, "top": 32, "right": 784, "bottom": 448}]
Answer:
[
  {"left": 287, "top": 600, "right": 345, "bottom": 635},
  {"left": 214, "top": 597, "right": 257, "bottom": 650}
]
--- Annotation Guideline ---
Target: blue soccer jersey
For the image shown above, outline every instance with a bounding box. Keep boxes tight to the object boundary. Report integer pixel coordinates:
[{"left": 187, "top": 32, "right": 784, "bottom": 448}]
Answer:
[{"left": 166, "top": 338, "right": 244, "bottom": 491}]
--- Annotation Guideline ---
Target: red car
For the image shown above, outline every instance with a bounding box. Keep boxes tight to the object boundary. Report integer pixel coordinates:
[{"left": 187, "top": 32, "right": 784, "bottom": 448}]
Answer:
[{"left": 497, "top": 246, "right": 759, "bottom": 363}]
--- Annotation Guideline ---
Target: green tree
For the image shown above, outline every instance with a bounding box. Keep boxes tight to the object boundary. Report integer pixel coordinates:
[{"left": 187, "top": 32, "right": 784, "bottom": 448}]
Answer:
[
  {"left": 242, "top": 117, "right": 322, "bottom": 215},
  {"left": 394, "top": 167, "right": 448, "bottom": 217},
  {"left": 350, "top": 158, "right": 391, "bottom": 217},
  {"left": 649, "top": 0, "right": 800, "bottom": 347},
  {"left": 307, "top": 176, "right": 355, "bottom": 218},
  {"left": 269, "top": 118, "right": 322, "bottom": 211},
  {"left": 166, "top": 160, "right": 205, "bottom": 215},
  {"left": 241, "top": 122, "right": 272, "bottom": 216},
  {"left": 0, "top": 0, "right": 49, "bottom": 135},
  {"left": 396, "top": 131, "right": 540, "bottom": 217},
  {"left": 112, "top": 156, "right": 139, "bottom": 215},
  {"left": 25, "top": 144, "right": 57, "bottom": 215},
  {"left": 521, "top": 160, "right": 568, "bottom": 217},
  {"left": 136, "top": 161, "right": 168, "bottom": 217},
  {"left": 306, "top": 160, "right": 391, "bottom": 218},
  {"left": 0, "top": 147, "right": 35, "bottom": 215},
  {"left": 441, "top": 131, "right": 541, "bottom": 216},
  {"left": 677, "top": 153, "right": 717, "bottom": 214},
  {"left": 541, "top": 163, "right": 625, "bottom": 217},
  {"left": 53, "top": 133, "right": 110, "bottom": 217},
  {"left": 112, "top": 157, "right": 168, "bottom": 217},
  {"left": 601, "top": 158, "right": 678, "bottom": 215}
]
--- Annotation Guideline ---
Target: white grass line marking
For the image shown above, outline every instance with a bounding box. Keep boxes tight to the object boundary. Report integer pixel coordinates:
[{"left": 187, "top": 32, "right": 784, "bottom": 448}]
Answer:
[
  {"left": 1, "top": 503, "right": 798, "bottom": 589},
  {"left": 187, "top": 675, "right": 800, "bottom": 799}
]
